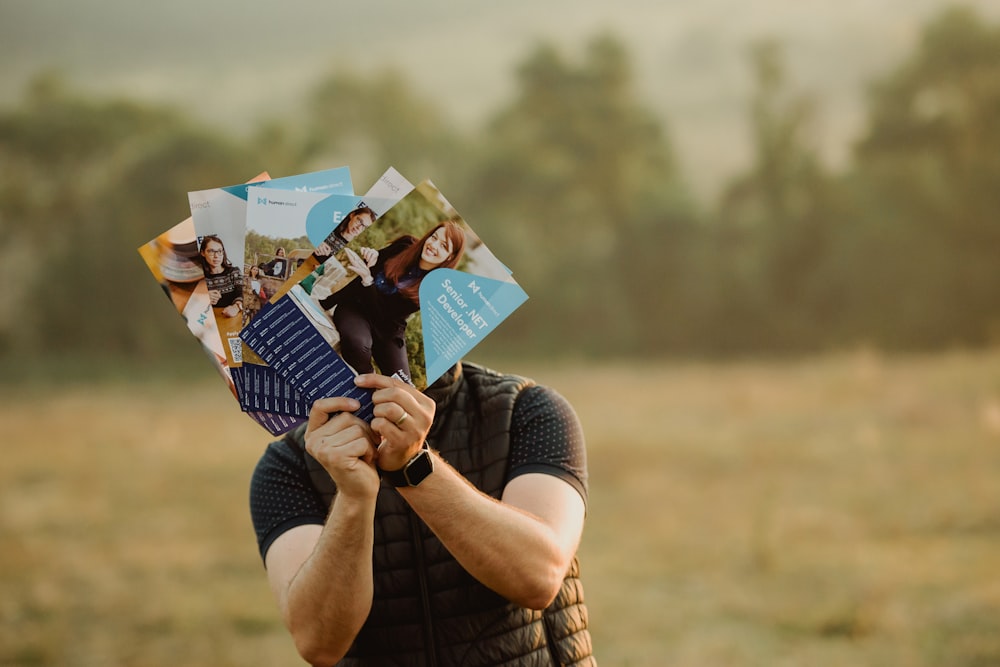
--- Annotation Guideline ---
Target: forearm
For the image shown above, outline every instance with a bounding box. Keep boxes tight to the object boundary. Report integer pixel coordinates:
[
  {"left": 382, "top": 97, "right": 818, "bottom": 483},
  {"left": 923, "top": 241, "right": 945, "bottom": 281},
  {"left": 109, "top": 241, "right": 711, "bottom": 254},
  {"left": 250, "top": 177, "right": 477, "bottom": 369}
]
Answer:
[
  {"left": 398, "top": 455, "right": 571, "bottom": 609},
  {"left": 284, "top": 495, "right": 376, "bottom": 665}
]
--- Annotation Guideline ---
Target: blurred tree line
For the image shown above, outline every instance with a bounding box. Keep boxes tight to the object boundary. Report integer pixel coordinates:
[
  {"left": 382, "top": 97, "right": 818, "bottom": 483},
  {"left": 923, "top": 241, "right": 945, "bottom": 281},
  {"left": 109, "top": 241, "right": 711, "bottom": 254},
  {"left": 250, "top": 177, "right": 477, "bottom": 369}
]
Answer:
[{"left": 0, "top": 6, "right": 997, "bottom": 369}]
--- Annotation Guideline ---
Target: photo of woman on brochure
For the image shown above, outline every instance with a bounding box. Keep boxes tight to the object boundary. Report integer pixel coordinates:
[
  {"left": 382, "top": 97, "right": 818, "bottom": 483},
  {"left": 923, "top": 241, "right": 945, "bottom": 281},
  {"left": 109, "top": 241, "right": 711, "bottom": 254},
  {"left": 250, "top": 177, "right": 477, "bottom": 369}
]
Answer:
[
  {"left": 199, "top": 235, "right": 243, "bottom": 320},
  {"left": 316, "top": 220, "right": 466, "bottom": 383},
  {"left": 315, "top": 205, "right": 377, "bottom": 260},
  {"left": 273, "top": 205, "right": 379, "bottom": 305}
]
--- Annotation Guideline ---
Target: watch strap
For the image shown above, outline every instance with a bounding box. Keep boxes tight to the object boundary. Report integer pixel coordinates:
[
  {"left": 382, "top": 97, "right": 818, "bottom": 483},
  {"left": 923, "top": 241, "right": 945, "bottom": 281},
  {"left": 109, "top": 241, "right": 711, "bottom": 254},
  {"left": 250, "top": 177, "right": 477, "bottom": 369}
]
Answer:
[{"left": 381, "top": 443, "right": 433, "bottom": 487}]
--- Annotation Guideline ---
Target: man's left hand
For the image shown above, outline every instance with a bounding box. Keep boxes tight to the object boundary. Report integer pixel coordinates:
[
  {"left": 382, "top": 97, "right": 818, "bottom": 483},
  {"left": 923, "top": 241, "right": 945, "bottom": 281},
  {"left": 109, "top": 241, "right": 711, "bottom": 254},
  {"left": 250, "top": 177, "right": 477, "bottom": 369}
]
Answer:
[{"left": 354, "top": 373, "right": 435, "bottom": 471}]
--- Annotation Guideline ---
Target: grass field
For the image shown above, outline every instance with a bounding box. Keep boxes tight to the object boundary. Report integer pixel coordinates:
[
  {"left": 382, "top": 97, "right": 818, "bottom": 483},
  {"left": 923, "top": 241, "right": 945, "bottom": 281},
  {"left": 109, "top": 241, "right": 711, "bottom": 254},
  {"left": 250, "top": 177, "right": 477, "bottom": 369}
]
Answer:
[{"left": 3, "top": 350, "right": 1000, "bottom": 666}]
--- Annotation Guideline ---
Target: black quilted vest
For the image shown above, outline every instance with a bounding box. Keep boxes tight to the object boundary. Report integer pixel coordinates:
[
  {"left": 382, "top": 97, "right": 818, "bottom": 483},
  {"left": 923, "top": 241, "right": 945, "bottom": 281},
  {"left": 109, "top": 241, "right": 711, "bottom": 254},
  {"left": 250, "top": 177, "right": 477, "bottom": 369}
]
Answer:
[{"left": 287, "top": 362, "right": 596, "bottom": 666}]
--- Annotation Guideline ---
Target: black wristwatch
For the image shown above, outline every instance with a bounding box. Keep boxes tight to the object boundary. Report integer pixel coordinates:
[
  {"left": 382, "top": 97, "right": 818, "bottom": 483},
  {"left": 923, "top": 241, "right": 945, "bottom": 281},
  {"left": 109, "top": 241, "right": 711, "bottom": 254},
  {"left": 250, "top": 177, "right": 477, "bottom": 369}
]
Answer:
[{"left": 381, "top": 443, "right": 434, "bottom": 487}]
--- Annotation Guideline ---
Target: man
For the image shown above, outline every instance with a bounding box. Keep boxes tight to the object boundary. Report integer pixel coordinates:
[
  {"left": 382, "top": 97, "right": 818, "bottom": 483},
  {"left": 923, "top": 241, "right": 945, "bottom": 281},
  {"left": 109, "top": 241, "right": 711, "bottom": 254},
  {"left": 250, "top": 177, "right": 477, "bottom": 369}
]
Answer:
[{"left": 250, "top": 363, "right": 595, "bottom": 665}]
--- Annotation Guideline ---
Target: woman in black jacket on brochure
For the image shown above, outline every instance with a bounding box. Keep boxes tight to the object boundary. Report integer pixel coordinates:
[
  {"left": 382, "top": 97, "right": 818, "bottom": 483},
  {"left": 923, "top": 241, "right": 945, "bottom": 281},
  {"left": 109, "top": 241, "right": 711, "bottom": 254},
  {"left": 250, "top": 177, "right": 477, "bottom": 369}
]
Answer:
[{"left": 318, "top": 221, "right": 466, "bottom": 381}]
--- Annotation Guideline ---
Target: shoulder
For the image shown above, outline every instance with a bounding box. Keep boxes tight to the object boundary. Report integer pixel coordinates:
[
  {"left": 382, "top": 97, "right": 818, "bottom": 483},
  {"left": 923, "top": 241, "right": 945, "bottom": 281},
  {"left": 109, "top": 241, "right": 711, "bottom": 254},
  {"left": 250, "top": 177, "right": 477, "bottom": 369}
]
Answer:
[
  {"left": 250, "top": 432, "right": 310, "bottom": 492},
  {"left": 512, "top": 384, "right": 583, "bottom": 440},
  {"left": 508, "top": 382, "right": 589, "bottom": 506}
]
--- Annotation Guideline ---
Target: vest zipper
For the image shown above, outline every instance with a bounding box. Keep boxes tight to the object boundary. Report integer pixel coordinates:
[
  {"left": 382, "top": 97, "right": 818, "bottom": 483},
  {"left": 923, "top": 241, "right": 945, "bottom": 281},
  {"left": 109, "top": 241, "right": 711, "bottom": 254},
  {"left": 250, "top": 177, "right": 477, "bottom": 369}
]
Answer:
[
  {"left": 542, "top": 612, "right": 563, "bottom": 666},
  {"left": 409, "top": 509, "right": 438, "bottom": 666}
]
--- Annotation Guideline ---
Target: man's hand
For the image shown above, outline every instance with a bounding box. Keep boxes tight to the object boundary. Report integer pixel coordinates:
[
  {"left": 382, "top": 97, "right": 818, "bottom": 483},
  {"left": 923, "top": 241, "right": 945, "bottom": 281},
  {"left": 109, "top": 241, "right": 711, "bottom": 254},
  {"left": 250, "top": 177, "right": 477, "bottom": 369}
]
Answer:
[
  {"left": 354, "top": 373, "right": 435, "bottom": 472},
  {"left": 304, "top": 397, "right": 380, "bottom": 501}
]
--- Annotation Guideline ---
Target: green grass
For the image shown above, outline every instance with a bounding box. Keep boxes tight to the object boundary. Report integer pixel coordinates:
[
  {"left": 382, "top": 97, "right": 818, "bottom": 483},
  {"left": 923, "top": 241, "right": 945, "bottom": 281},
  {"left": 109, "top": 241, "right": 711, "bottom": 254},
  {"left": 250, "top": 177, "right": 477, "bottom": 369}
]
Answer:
[{"left": 2, "top": 350, "right": 1000, "bottom": 665}]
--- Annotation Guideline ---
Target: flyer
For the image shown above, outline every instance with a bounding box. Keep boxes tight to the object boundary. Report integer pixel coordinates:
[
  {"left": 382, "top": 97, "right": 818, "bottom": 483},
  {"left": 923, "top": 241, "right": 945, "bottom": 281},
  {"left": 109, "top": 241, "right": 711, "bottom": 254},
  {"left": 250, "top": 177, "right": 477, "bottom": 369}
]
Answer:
[
  {"left": 138, "top": 214, "right": 239, "bottom": 399},
  {"left": 237, "top": 167, "right": 414, "bottom": 417},
  {"left": 187, "top": 166, "right": 353, "bottom": 422},
  {"left": 142, "top": 167, "right": 528, "bottom": 437},
  {"left": 188, "top": 165, "right": 353, "bottom": 371},
  {"left": 240, "top": 180, "right": 528, "bottom": 420}
]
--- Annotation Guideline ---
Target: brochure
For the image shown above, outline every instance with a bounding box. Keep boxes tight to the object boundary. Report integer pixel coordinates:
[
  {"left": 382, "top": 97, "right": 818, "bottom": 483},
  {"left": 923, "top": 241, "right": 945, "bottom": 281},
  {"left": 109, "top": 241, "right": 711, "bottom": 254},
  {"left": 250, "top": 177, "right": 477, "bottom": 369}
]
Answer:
[
  {"left": 138, "top": 214, "right": 239, "bottom": 399},
  {"left": 188, "top": 166, "right": 354, "bottom": 420},
  {"left": 188, "top": 166, "right": 353, "bottom": 370},
  {"left": 237, "top": 167, "right": 414, "bottom": 418},
  {"left": 142, "top": 167, "right": 528, "bottom": 437},
  {"left": 137, "top": 181, "right": 306, "bottom": 435},
  {"left": 240, "top": 179, "right": 528, "bottom": 421}
]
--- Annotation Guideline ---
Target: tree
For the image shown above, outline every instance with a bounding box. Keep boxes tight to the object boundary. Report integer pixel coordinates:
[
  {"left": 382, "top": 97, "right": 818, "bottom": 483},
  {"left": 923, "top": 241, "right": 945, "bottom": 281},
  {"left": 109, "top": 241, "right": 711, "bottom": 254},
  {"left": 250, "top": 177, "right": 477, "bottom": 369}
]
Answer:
[
  {"left": 300, "top": 68, "right": 464, "bottom": 192},
  {"left": 0, "top": 73, "right": 259, "bottom": 358},
  {"left": 466, "top": 33, "right": 697, "bottom": 355},
  {"left": 714, "top": 40, "right": 848, "bottom": 353},
  {"left": 851, "top": 6, "right": 1000, "bottom": 347}
]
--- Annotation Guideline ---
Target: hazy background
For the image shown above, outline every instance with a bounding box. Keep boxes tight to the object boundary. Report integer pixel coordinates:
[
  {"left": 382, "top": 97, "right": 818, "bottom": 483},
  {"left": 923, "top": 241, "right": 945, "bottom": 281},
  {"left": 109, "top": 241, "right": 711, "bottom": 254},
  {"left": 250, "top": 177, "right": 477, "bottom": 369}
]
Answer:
[
  {"left": 3, "top": 2, "right": 1000, "bottom": 666},
  {"left": 3, "top": 0, "right": 1000, "bottom": 366},
  {"left": 4, "top": 0, "right": 999, "bottom": 198}
]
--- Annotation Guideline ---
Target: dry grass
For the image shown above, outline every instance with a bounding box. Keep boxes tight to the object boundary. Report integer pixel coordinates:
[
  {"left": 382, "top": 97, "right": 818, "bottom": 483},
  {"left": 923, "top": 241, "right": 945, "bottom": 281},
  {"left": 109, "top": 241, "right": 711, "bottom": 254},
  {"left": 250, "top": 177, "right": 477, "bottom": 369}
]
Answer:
[{"left": 3, "top": 350, "right": 1000, "bottom": 666}]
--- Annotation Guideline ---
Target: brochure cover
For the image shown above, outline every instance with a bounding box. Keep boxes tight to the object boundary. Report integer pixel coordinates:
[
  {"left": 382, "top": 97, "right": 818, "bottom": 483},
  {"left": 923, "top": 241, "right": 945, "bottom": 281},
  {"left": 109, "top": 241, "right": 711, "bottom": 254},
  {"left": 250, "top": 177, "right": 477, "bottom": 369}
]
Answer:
[
  {"left": 188, "top": 166, "right": 353, "bottom": 421},
  {"left": 138, "top": 214, "right": 239, "bottom": 399},
  {"left": 267, "top": 167, "right": 416, "bottom": 306},
  {"left": 137, "top": 182, "right": 306, "bottom": 435},
  {"left": 237, "top": 168, "right": 413, "bottom": 418},
  {"left": 188, "top": 165, "right": 353, "bottom": 373},
  {"left": 240, "top": 179, "right": 528, "bottom": 421}
]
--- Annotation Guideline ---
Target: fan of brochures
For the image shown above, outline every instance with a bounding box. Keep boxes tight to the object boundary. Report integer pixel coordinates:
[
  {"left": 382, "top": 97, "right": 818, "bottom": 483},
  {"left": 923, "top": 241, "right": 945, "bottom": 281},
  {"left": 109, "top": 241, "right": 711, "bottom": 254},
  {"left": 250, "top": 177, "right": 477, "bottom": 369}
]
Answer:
[{"left": 139, "top": 166, "right": 528, "bottom": 435}]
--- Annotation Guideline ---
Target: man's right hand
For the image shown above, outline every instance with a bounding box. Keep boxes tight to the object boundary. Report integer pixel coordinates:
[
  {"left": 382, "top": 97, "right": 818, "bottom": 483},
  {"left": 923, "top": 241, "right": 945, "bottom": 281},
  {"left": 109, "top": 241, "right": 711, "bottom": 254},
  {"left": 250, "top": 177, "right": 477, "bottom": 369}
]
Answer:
[{"left": 304, "top": 397, "right": 380, "bottom": 501}]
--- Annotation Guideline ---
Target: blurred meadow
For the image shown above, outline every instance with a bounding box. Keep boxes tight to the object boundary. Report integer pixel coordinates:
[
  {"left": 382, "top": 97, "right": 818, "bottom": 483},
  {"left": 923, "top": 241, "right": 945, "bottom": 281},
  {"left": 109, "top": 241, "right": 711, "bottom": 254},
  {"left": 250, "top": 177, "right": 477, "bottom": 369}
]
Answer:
[
  {"left": 3, "top": 350, "right": 1000, "bottom": 665},
  {"left": 3, "top": 1, "right": 1000, "bottom": 665}
]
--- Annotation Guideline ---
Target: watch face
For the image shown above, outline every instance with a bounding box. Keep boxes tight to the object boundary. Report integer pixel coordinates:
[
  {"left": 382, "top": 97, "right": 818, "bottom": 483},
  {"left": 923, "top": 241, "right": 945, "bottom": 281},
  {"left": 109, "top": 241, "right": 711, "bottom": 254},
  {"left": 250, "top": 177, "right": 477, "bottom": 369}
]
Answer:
[{"left": 404, "top": 449, "right": 433, "bottom": 486}]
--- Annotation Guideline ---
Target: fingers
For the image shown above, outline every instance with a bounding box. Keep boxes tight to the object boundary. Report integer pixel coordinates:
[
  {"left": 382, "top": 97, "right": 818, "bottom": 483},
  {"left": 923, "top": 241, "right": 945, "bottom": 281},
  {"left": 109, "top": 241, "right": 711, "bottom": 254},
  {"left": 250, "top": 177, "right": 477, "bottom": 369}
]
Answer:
[
  {"left": 354, "top": 372, "right": 412, "bottom": 392},
  {"left": 354, "top": 374, "right": 434, "bottom": 471},
  {"left": 305, "top": 421, "right": 381, "bottom": 500},
  {"left": 356, "top": 375, "right": 420, "bottom": 415},
  {"left": 305, "top": 424, "right": 374, "bottom": 462},
  {"left": 306, "top": 396, "right": 361, "bottom": 434},
  {"left": 370, "top": 402, "right": 414, "bottom": 433}
]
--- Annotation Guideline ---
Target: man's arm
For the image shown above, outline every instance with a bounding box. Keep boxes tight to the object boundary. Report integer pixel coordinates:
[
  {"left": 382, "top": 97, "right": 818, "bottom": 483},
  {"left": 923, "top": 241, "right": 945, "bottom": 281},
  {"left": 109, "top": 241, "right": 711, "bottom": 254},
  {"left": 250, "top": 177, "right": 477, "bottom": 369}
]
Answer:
[
  {"left": 357, "top": 373, "right": 586, "bottom": 610},
  {"left": 264, "top": 397, "right": 381, "bottom": 666},
  {"left": 401, "top": 462, "right": 585, "bottom": 610}
]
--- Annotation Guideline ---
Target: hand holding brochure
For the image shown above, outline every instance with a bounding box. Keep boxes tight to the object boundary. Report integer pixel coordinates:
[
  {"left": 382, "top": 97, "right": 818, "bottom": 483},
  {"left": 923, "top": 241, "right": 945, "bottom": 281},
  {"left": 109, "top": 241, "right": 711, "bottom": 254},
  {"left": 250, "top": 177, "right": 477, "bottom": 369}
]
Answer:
[{"left": 139, "top": 167, "right": 527, "bottom": 436}]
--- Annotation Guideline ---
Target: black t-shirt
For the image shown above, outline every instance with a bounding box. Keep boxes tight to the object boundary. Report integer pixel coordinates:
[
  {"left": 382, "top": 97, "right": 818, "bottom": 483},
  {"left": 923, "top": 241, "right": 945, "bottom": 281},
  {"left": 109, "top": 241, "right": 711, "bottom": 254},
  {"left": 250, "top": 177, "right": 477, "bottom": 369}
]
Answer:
[{"left": 249, "top": 384, "right": 588, "bottom": 562}]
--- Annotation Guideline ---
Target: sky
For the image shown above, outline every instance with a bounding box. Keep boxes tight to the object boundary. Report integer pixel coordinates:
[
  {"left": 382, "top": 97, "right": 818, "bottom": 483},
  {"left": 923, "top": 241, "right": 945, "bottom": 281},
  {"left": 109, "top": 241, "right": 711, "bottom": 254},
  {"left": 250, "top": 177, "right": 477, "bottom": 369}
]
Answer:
[{"left": 2, "top": 0, "right": 997, "bottom": 198}]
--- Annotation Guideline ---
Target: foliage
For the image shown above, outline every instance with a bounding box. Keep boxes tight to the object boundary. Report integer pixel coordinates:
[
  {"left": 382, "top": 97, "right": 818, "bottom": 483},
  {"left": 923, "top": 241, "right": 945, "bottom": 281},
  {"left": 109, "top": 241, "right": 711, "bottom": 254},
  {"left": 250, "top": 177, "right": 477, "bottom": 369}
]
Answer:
[
  {"left": 848, "top": 6, "right": 1000, "bottom": 348},
  {"left": 244, "top": 230, "right": 310, "bottom": 268},
  {"left": 2, "top": 8, "right": 999, "bottom": 366},
  {"left": 464, "top": 33, "right": 699, "bottom": 355},
  {"left": 300, "top": 68, "right": 467, "bottom": 191},
  {"left": 711, "top": 40, "right": 850, "bottom": 354}
]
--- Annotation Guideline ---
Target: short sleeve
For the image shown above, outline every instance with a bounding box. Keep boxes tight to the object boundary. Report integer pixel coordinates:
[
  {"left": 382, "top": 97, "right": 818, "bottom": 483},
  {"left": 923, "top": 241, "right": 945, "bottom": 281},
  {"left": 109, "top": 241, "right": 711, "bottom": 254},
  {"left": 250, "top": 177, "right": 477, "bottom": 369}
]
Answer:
[
  {"left": 507, "top": 385, "right": 589, "bottom": 509},
  {"left": 249, "top": 437, "right": 328, "bottom": 563}
]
